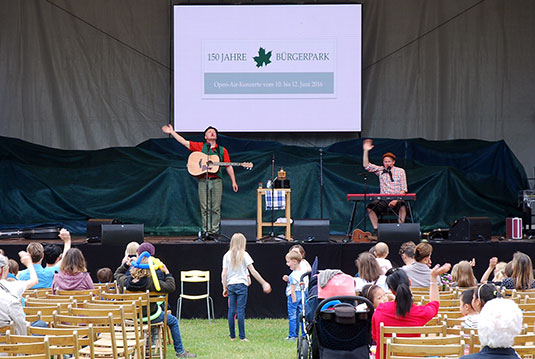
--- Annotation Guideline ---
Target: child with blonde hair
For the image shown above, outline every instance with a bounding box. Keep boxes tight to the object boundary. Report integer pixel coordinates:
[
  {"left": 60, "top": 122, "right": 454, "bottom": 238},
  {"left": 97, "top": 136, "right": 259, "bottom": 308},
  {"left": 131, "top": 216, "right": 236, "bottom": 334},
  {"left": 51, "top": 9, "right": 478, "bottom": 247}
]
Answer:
[
  {"left": 222, "top": 233, "right": 271, "bottom": 341},
  {"left": 374, "top": 242, "right": 392, "bottom": 274},
  {"left": 285, "top": 250, "right": 304, "bottom": 340}
]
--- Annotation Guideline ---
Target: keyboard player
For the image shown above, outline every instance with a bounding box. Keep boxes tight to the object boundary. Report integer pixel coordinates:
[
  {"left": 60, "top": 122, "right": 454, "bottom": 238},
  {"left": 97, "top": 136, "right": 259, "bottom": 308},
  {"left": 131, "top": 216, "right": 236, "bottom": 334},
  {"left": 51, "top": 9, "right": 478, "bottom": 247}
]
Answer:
[{"left": 362, "top": 139, "right": 408, "bottom": 233}]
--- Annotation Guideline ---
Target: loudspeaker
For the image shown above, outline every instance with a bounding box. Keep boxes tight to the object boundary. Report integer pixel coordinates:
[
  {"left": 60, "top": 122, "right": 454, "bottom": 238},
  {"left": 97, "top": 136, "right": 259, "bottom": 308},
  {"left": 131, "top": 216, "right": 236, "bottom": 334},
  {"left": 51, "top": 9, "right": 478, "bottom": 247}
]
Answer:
[
  {"left": 449, "top": 217, "right": 492, "bottom": 241},
  {"left": 378, "top": 223, "right": 420, "bottom": 244},
  {"left": 100, "top": 224, "right": 144, "bottom": 246},
  {"left": 293, "top": 219, "right": 330, "bottom": 242},
  {"left": 220, "top": 219, "right": 257, "bottom": 242},
  {"left": 87, "top": 219, "right": 121, "bottom": 241}
]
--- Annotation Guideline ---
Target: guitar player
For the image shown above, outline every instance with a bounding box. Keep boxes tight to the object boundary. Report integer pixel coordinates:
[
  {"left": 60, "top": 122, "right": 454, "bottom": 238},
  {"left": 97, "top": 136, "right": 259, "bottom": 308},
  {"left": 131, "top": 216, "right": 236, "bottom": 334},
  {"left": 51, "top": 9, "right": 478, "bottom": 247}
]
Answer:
[
  {"left": 162, "top": 124, "right": 238, "bottom": 238},
  {"left": 362, "top": 139, "right": 408, "bottom": 234}
]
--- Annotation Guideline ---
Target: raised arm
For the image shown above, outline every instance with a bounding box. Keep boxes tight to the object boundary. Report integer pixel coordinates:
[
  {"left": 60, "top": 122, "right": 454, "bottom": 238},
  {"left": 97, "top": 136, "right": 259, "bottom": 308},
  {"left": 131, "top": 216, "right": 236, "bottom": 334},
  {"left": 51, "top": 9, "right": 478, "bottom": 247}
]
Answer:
[
  {"left": 19, "top": 251, "right": 38, "bottom": 290},
  {"left": 247, "top": 264, "right": 272, "bottom": 293},
  {"left": 162, "top": 124, "right": 190, "bottom": 149},
  {"left": 363, "top": 139, "right": 374, "bottom": 168},
  {"left": 480, "top": 257, "right": 498, "bottom": 284},
  {"left": 429, "top": 263, "right": 451, "bottom": 302},
  {"left": 56, "top": 228, "right": 72, "bottom": 268}
]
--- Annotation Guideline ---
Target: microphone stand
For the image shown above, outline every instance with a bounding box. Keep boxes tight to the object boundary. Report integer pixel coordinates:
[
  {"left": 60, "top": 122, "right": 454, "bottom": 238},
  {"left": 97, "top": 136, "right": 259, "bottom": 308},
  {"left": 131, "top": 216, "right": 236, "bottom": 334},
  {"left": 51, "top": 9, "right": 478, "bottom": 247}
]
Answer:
[{"left": 319, "top": 149, "right": 324, "bottom": 219}]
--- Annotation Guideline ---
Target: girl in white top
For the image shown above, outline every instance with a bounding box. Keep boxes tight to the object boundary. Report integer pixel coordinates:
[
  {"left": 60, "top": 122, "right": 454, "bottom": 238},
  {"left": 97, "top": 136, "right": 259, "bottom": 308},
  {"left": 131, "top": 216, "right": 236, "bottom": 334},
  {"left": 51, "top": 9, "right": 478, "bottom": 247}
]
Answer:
[{"left": 221, "top": 233, "right": 271, "bottom": 341}]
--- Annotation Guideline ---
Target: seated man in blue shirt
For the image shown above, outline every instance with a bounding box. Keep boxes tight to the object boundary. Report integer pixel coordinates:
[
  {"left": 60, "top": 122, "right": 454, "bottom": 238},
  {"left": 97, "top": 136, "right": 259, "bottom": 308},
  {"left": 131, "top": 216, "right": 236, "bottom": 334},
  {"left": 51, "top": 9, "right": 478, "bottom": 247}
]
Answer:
[{"left": 18, "top": 228, "right": 71, "bottom": 288}]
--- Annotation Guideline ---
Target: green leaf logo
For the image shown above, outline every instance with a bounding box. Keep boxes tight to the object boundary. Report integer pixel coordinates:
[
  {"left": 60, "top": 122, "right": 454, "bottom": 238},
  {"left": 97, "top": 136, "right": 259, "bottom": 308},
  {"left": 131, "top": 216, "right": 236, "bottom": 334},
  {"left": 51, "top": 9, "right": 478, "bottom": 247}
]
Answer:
[{"left": 253, "top": 47, "right": 272, "bottom": 68}]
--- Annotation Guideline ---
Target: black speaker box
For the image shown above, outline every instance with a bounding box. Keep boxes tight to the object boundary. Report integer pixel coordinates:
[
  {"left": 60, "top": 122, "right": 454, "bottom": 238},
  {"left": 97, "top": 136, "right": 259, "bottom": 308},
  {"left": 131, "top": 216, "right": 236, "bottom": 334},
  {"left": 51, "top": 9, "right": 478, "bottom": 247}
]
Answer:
[
  {"left": 100, "top": 224, "right": 144, "bottom": 246},
  {"left": 377, "top": 223, "right": 420, "bottom": 244},
  {"left": 87, "top": 219, "right": 121, "bottom": 241},
  {"left": 293, "top": 219, "right": 330, "bottom": 242},
  {"left": 449, "top": 217, "right": 492, "bottom": 241},
  {"left": 220, "top": 219, "right": 257, "bottom": 242}
]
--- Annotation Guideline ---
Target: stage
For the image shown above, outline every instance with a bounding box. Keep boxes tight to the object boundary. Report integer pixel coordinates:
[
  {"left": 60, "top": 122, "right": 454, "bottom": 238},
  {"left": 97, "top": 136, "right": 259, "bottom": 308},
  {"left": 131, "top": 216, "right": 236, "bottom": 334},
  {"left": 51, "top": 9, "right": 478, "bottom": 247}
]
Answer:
[{"left": 1, "top": 235, "right": 533, "bottom": 319}]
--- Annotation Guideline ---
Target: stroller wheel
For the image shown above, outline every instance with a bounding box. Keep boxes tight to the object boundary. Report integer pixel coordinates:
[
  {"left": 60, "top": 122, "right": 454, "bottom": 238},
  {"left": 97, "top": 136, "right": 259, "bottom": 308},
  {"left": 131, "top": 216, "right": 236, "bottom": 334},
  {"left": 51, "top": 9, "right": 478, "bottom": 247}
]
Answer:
[{"left": 298, "top": 337, "right": 309, "bottom": 359}]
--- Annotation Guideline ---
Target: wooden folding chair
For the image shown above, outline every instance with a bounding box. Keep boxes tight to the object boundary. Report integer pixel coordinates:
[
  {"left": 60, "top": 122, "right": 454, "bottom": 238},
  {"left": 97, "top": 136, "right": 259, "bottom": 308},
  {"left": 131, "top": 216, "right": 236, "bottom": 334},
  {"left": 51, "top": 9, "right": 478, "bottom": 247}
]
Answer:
[
  {"left": 385, "top": 337, "right": 464, "bottom": 358},
  {"left": 378, "top": 323, "right": 447, "bottom": 359},
  {"left": 6, "top": 329, "right": 80, "bottom": 359},
  {"left": 26, "top": 325, "right": 95, "bottom": 358},
  {"left": 0, "top": 338, "right": 51, "bottom": 359},
  {"left": 53, "top": 312, "right": 119, "bottom": 359},
  {"left": 514, "top": 345, "right": 535, "bottom": 359},
  {"left": 69, "top": 304, "right": 142, "bottom": 359}
]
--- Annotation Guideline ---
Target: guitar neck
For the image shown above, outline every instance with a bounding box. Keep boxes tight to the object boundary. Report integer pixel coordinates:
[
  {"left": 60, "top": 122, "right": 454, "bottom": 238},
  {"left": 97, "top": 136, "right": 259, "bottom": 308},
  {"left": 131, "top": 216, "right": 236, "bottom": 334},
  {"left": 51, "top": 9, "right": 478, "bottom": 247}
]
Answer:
[{"left": 211, "top": 162, "right": 243, "bottom": 167}]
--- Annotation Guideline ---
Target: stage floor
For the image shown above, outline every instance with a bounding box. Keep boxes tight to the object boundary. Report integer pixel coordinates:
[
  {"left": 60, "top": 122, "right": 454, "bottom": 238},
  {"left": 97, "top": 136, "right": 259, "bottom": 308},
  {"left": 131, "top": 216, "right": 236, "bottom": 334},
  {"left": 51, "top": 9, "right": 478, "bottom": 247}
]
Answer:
[{"left": 1, "top": 235, "right": 533, "bottom": 318}]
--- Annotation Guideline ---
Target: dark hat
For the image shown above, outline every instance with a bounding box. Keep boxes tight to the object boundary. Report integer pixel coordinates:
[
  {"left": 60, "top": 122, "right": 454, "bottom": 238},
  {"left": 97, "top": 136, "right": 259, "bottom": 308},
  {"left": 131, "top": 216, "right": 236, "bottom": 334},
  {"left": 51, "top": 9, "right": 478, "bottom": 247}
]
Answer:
[
  {"left": 204, "top": 126, "right": 219, "bottom": 136},
  {"left": 382, "top": 152, "right": 396, "bottom": 160},
  {"left": 137, "top": 242, "right": 155, "bottom": 256}
]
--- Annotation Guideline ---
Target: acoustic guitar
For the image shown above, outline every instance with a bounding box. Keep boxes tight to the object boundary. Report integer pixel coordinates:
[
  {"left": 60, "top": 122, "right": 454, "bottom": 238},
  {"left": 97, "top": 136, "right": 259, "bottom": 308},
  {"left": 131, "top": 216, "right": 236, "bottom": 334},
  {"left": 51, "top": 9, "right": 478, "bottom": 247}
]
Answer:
[
  {"left": 352, "top": 228, "right": 373, "bottom": 243},
  {"left": 187, "top": 151, "right": 253, "bottom": 176}
]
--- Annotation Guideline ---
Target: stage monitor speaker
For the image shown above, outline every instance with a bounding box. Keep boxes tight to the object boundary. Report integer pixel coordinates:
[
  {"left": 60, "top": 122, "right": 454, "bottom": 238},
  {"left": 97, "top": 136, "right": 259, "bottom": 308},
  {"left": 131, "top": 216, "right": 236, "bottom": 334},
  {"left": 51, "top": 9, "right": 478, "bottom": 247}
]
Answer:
[
  {"left": 293, "top": 219, "right": 330, "bottom": 242},
  {"left": 449, "top": 217, "right": 491, "bottom": 241},
  {"left": 220, "top": 219, "right": 257, "bottom": 242},
  {"left": 378, "top": 223, "right": 420, "bottom": 244},
  {"left": 87, "top": 219, "right": 121, "bottom": 242},
  {"left": 100, "top": 224, "right": 144, "bottom": 246}
]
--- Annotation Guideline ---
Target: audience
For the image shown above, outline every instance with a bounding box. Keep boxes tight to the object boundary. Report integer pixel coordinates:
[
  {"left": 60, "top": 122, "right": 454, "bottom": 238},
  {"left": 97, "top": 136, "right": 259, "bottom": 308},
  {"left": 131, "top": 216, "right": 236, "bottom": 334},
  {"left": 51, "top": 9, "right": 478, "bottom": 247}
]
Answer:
[
  {"left": 372, "top": 262, "right": 451, "bottom": 359},
  {"left": 458, "top": 288, "right": 477, "bottom": 320},
  {"left": 18, "top": 228, "right": 71, "bottom": 288},
  {"left": 43, "top": 243, "right": 63, "bottom": 267},
  {"left": 451, "top": 260, "right": 477, "bottom": 288},
  {"left": 480, "top": 257, "right": 507, "bottom": 284},
  {"left": 361, "top": 284, "right": 393, "bottom": 308},
  {"left": 51, "top": 248, "right": 94, "bottom": 293},
  {"left": 115, "top": 249, "right": 196, "bottom": 358},
  {"left": 460, "top": 298, "right": 523, "bottom": 359},
  {"left": 354, "top": 252, "right": 388, "bottom": 293},
  {"left": 402, "top": 242, "right": 433, "bottom": 287},
  {"left": 96, "top": 267, "right": 114, "bottom": 283},
  {"left": 285, "top": 250, "right": 304, "bottom": 341},
  {"left": 399, "top": 241, "right": 416, "bottom": 268},
  {"left": 221, "top": 233, "right": 271, "bottom": 342},
  {"left": 374, "top": 242, "right": 393, "bottom": 274},
  {"left": 7, "top": 259, "right": 19, "bottom": 281},
  {"left": 0, "top": 252, "right": 41, "bottom": 334},
  {"left": 501, "top": 251, "right": 535, "bottom": 289},
  {"left": 462, "top": 283, "right": 501, "bottom": 330}
]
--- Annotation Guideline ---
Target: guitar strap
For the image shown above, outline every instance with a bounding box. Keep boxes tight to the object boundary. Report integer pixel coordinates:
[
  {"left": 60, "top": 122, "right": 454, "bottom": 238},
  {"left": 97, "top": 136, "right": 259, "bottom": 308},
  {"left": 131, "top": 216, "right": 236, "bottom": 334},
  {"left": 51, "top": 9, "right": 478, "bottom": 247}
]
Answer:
[{"left": 202, "top": 143, "right": 224, "bottom": 179}]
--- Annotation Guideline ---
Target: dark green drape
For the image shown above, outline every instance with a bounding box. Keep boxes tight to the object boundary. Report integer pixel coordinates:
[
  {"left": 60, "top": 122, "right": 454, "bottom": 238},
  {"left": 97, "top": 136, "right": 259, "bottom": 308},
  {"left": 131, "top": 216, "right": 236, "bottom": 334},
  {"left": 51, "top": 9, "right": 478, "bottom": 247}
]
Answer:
[{"left": 0, "top": 136, "right": 528, "bottom": 235}]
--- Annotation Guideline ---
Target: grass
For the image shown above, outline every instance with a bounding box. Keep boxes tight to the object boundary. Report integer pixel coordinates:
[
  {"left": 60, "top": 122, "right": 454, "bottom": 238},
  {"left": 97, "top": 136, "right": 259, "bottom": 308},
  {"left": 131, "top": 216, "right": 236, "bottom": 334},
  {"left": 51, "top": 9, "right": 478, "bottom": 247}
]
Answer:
[{"left": 166, "top": 318, "right": 296, "bottom": 359}]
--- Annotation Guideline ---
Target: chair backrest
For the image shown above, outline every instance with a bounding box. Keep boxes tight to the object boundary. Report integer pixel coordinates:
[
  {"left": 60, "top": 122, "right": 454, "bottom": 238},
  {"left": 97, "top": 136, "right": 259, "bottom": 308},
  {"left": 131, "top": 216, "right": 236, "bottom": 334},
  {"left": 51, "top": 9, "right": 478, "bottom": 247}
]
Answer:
[
  {"left": 56, "top": 289, "right": 99, "bottom": 297},
  {"left": 6, "top": 329, "right": 80, "bottom": 359},
  {"left": 379, "top": 323, "right": 447, "bottom": 359},
  {"left": 53, "top": 312, "right": 117, "bottom": 359},
  {"left": 180, "top": 270, "right": 210, "bottom": 299},
  {"left": 514, "top": 345, "right": 535, "bottom": 358},
  {"left": 0, "top": 337, "right": 51, "bottom": 359},
  {"left": 386, "top": 337, "right": 464, "bottom": 358},
  {"left": 0, "top": 322, "right": 14, "bottom": 334},
  {"left": 46, "top": 293, "right": 94, "bottom": 301}
]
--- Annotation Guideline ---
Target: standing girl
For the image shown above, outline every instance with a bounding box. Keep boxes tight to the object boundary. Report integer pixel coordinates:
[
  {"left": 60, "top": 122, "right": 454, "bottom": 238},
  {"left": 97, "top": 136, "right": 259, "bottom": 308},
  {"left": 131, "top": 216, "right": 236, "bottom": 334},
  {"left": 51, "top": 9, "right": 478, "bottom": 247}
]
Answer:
[{"left": 222, "top": 233, "right": 271, "bottom": 341}]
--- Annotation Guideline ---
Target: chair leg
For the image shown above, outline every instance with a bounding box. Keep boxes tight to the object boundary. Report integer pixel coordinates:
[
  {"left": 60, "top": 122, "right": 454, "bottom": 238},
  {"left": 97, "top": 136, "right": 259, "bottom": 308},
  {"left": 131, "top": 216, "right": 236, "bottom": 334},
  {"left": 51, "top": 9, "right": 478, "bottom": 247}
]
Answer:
[
  {"left": 209, "top": 296, "right": 215, "bottom": 324},
  {"left": 206, "top": 297, "right": 211, "bottom": 324},
  {"left": 177, "top": 297, "right": 182, "bottom": 322}
]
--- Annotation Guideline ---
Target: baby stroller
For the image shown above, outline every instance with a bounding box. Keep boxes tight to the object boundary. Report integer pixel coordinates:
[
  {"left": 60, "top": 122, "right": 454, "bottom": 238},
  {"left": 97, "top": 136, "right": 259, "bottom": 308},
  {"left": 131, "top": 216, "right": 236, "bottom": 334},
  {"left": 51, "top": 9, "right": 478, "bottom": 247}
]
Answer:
[{"left": 298, "top": 271, "right": 374, "bottom": 359}]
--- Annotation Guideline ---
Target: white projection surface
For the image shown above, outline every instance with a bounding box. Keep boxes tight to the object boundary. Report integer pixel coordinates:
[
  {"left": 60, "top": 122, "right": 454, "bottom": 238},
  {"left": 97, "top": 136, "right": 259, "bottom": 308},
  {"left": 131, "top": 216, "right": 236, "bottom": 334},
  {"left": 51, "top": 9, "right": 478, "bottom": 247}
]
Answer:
[{"left": 173, "top": 4, "right": 362, "bottom": 132}]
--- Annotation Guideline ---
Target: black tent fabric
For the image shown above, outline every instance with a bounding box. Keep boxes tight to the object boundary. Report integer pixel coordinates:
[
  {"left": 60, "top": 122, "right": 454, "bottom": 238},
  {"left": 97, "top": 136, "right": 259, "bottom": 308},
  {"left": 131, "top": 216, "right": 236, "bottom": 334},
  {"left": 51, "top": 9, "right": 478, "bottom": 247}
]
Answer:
[{"left": 0, "top": 135, "right": 528, "bottom": 236}]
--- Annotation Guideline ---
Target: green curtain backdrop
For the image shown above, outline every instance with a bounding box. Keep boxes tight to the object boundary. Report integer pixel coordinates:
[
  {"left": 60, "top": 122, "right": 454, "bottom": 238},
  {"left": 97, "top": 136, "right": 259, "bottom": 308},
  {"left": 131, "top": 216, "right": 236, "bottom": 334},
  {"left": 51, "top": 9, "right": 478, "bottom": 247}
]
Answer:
[{"left": 0, "top": 135, "right": 528, "bottom": 236}]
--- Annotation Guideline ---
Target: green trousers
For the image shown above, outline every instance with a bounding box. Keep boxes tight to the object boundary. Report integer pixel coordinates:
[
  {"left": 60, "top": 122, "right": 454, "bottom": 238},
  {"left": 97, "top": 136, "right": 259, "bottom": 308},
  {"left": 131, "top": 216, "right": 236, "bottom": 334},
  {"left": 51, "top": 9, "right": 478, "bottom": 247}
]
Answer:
[{"left": 198, "top": 178, "right": 223, "bottom": 235}]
